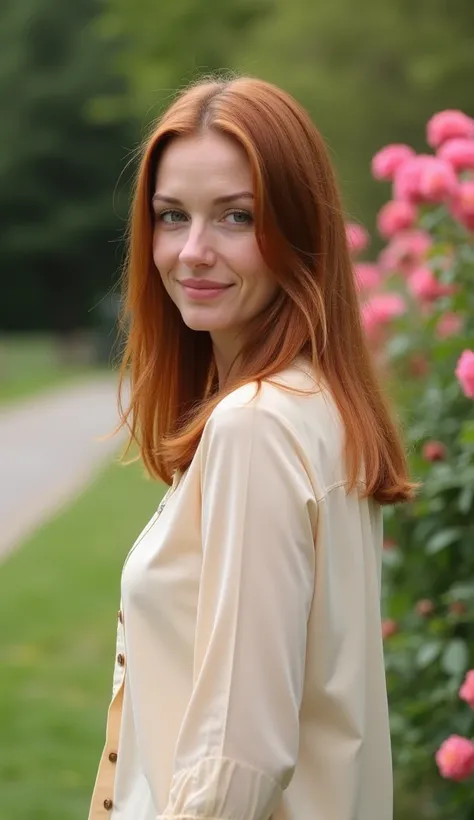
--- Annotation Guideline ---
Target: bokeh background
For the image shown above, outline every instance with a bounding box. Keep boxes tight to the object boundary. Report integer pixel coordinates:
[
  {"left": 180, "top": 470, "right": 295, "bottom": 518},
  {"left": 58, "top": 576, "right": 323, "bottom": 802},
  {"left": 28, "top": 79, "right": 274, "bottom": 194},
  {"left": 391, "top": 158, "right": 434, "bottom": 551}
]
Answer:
[{"left": 1, "top": 1, "right": 474, "bottom": 818}]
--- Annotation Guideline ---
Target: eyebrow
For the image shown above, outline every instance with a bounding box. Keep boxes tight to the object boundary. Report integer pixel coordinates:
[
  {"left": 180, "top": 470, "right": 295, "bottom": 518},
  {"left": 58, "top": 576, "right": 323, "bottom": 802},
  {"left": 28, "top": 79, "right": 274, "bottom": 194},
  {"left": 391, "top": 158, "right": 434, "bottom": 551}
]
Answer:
[{"left": 152, "top": 191, "right": 254, "bottom": 206}]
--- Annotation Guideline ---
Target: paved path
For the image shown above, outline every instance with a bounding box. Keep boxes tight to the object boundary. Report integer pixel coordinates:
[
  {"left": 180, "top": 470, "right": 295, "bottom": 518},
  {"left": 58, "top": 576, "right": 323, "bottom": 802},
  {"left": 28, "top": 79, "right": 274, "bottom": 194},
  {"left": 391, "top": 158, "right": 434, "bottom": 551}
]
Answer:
[{"left": 0, "top": 376, "right": 126, "bottom": 560}]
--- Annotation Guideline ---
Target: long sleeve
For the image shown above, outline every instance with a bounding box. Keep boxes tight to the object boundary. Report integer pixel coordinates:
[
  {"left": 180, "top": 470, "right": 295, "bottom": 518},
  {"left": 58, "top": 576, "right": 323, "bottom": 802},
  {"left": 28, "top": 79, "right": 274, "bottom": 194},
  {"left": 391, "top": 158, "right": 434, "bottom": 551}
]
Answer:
[{"left": 157, "top": 400, "right": 318, "bottom": 820}]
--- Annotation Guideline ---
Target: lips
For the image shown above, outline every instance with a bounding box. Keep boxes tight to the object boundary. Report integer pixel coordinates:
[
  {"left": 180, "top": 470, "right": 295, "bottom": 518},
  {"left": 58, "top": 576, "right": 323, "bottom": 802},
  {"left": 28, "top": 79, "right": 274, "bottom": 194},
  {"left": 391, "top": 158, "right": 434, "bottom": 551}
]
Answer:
[
  {"left": 179, "top": 279, "right": 231, "bottom": 290},
  {"left": 179, "top": 279, "right": 233, "bottom": 302}
]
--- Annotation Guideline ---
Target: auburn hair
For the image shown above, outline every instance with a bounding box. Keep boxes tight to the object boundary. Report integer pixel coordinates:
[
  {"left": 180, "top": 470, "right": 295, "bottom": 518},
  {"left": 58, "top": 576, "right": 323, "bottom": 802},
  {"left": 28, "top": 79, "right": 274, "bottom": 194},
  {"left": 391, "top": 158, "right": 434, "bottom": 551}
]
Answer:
[{"left": 117, "top": 75, "right": 415, "bottom": 505}]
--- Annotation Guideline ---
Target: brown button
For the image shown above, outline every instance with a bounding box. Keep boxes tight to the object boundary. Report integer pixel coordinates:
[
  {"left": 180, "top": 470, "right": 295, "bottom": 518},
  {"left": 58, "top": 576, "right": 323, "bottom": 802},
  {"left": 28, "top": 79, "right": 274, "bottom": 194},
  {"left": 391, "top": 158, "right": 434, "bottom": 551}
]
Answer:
[
  {"left": 108, "top": 751, "right": 118, "bottom": 763},
  {"left": 118, "top": 609, "right": 123, "bottom": 624},
  {"left": 117, "top": 653, "right": 125, "bottom": 667},
  {"left": 103, "top": 798, "right": 113, "bottom": 810}
]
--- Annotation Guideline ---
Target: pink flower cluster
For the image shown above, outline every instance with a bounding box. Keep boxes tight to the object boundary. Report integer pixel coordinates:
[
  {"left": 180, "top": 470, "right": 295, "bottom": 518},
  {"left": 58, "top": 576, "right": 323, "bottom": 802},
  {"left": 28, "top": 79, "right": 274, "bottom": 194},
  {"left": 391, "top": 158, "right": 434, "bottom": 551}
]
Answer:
[
  {"left": 346, "top": 222, "right": 370, "bottom": 256},
  {"left": 351, "top": 109, "right": 474, "bottom": 350},
  {"left": 360, "top": 294, "right": 405, "bottom": 341},
  {"left": 452, "top": 180, "right": 474, "bottom": 231},
  {"left": 349, "top": 222, "right": 459, "bottom": 340},
  {"left": 459, "top": 670, "right": 474, "bottom": 708},
  {"left": 456, "top": 350, "right": 474, "bottom": 398},
  {"left": 436, "top": 670, "right": 474, "bottom": 781},
  {"left": 377, "top": 200, "right": 417, "bottom": 239},
  {"left": 436, "top": 736, "right": 474, "bottom": 781},
  {"left": 372, "top": 109, "right": 474, "bottom": 235},
  {"left": 407, "top": 267, "right": 454, "bottom": 302},
  {"left": 427, "top": 110, "right": 474, "bottom": 148}
]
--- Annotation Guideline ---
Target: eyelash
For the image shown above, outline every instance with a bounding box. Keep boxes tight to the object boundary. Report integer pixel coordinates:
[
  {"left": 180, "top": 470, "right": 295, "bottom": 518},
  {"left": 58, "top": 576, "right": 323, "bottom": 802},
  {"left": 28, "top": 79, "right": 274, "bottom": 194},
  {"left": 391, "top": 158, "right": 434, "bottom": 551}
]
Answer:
[{"left": 156, "top": 208, "right": 253, "bottom": 226}]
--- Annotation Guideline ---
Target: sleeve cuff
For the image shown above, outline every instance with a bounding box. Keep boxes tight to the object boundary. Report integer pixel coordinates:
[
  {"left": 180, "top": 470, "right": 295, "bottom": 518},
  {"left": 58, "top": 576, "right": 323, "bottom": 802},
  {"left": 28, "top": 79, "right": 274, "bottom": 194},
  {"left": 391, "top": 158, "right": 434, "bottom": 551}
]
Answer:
[{"left": 157, "top": 756, "right": 282, "bottom": 820}]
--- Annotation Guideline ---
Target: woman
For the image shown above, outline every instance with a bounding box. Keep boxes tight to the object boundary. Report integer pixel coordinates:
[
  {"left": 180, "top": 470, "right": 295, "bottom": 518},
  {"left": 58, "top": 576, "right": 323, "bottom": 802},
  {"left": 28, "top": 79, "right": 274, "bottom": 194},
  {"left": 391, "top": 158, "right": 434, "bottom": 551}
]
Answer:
[{"left": 88, "top": 76, "right": 414, "bottom": 820}]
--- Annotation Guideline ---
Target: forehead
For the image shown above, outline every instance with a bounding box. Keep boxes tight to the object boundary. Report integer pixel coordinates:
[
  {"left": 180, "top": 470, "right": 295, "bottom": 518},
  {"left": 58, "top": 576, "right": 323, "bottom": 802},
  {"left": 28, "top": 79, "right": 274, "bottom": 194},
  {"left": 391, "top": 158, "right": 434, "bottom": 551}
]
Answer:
[{"left": 154, "top": 131, "right": 253, "bottom": 194}]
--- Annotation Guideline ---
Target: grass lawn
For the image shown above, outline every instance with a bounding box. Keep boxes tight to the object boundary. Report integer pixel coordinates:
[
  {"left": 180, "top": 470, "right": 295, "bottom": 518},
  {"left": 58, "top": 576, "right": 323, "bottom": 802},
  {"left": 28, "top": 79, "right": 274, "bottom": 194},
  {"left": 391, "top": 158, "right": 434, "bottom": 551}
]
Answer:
[
  {"left": 0, "top": 457, "right": 165, "bottom": 820},
  {"left": 0, "top": 334, "right": 104, "bottom": 404}
]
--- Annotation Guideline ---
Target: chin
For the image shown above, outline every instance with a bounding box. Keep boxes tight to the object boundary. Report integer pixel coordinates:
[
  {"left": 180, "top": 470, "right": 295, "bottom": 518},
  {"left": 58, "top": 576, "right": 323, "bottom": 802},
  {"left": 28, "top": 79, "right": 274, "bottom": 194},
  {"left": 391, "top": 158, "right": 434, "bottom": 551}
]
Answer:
[
  {"left": 182, "top": 319, "right": 213, "bottom": 332},
  {"left": 181, "top": 311, "right": 234, "bottom": 334}
]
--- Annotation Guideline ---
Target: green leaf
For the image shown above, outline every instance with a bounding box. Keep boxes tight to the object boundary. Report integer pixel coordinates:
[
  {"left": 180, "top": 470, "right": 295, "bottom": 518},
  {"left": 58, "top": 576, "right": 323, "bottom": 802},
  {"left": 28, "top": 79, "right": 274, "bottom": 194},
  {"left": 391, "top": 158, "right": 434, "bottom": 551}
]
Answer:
[
  {"left": 386, "top": 335, "right": 412, "bottom": 359},
  {"left": 441, "top": 639, "right": 468, "bottom": 677},
  {"left": 389, "top": 712, "right": 407, "bottom": 736},
  {"left": 458, "top": 486, "right": 474, "bottom": 514},
  {"left": 382, "top": 549, "right": 402, "bottom": 569},
  {"left": 459, "top": 420, "right": 474, "bottom": 446},
  {"left": 416, "top": 640, "right": 442, "bottom": 669},
  {"left": 448, "top": 583, "right": 474, "bottom": 601},
  {"left": 425, "top": 528, "right": 462, "bottom": 554}
]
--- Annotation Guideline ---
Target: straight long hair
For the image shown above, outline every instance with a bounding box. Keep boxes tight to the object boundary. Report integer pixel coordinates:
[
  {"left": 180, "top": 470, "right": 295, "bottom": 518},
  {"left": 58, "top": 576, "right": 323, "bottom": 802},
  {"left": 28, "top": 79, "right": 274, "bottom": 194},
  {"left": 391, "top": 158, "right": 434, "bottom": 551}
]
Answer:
[{"left": 117, "top": 76, "right": 415, "bottom": 505}]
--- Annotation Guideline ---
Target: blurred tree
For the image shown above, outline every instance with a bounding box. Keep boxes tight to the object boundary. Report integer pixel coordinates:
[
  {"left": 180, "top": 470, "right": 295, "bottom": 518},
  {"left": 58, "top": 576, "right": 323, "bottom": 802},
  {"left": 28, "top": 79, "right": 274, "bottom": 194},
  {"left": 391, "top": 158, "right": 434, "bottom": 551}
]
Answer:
[
  {"left": 0, "top": 0, "right": 133, "bottom": 333},
  {"left": 94, "top": 0, "right": 271, "bottom": 123},
  {"left": 93, "top": 0, "right": 474, "bottom": 243},
  {"left": 3, "top": 0, "right": 473, "bottom": 333},
  {"left": 234, "top": 0, "right": 474, "bottom": 235}
]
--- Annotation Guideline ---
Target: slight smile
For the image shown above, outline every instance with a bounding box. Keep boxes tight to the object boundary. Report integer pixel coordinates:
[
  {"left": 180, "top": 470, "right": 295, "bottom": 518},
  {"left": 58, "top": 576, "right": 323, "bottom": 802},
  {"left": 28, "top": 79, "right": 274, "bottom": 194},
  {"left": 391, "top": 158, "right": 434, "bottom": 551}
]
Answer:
[{"left": 179, "top": 279, "right": 234, "bottom": 301}]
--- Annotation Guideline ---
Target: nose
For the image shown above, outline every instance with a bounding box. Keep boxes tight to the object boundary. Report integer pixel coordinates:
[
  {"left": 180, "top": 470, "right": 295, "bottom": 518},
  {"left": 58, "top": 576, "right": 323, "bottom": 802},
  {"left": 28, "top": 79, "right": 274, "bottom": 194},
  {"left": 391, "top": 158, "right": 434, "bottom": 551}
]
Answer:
[{"left": 179, "top": 224, "right": 216, "bottom": 269}]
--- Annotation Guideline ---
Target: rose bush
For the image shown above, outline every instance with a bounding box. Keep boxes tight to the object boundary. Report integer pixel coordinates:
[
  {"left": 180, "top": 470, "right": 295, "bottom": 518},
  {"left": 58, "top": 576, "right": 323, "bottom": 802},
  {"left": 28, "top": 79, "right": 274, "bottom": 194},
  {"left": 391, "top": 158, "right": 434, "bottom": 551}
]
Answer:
[{"left": 349, "top": 109, "right": 474, "bottom": 819}]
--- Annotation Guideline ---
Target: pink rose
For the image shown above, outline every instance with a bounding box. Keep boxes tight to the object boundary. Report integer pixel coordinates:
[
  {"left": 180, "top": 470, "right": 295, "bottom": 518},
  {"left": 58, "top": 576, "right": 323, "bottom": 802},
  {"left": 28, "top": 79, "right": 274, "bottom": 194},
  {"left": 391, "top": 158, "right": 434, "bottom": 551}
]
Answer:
[
  {"left": 422, "top": 441, "right": 446, "bottom": 462},
  {"left": 415, "top": 599, "right": 434, "bottom": 616},
  {"left": 354, "top": 263, "right": 381, "bottom": 292},
  {"left": 459, "top": 670, "right": 474, "bottom": 709},
  {"left": 419, "top": 159, "right": 458, "bottom": 202},
  {"left": 436, "top": 312, "right": 463, "bottom": 339},
  {"left": 455, "top": 350, "right": 474, "bottom": 398},
  {"left": 457, "top": 181, "right": 474, "bottom": 215},
  {"left": 436, "top": 735, "right": 474, "bottom": 781},
  {"left": 361, "top": 293, "right": 405, "bottom": 338},
  {"left": 451, "top": 203, "right": 474, "bottom": 232},
  {"left": 393, "top": 155, "right": 430, "bottom": 203},
  {"left": 377, "top": 200, "right": 417, "bottom": 239},
  {"left": 371, "top": 144, "right": 416, "bottom": 181},
  {"left": 427, "top": 110, "right": 474, "bottom": 149},
  {"left": 451, "top": 181, "right": 474, "bottom": 231},
  {"left": 381, "top": 619, "right": 398, "bottom": 640},
  {"left": 379, "top": 229, "right": 432, "bottom": 276},
  {"left": 394, "top": 155, "right": 458, "bottom": 204},
  {"left": 346, "top": 222, "right": 370, "bottom": 256},
  {"left": 438, "top": 138, "right": 474, "bottom": 172},
  {"left": 408, "top": 267, "right": 454, "bottom": 303}
]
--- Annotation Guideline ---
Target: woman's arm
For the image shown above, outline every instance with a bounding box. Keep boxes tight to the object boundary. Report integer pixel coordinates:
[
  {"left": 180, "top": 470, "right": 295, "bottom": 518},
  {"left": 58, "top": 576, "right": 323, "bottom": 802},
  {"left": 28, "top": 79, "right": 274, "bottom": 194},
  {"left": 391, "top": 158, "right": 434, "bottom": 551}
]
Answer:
[{"left": 158, "top": 401, "right": 317, "bottom": 820}]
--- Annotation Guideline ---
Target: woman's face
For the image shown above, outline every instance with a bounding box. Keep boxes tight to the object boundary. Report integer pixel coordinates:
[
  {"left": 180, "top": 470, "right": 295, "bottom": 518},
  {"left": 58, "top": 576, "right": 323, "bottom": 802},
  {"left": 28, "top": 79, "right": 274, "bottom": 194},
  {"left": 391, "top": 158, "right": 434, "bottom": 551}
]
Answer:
[{"left": 152, "top": 130, "right": 278, "bottom": 357}]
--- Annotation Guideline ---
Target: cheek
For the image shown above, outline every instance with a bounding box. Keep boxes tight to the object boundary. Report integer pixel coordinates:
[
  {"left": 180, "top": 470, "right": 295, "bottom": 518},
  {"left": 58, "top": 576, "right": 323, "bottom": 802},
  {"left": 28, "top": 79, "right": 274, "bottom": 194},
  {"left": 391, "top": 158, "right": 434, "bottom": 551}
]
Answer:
[
  {"left": 237, "top": 243, "right": 277, "bottom": 301},
  {"left": 152, "top": 234, "right": 178, "bottom": 304},
  {"left": 231, "top": 238, "right": 269, "bottom": 281},
  {"left": 152, "top": 230, "right": 177, "bottom": 275},
  {"left": 256, "top": 273, "right": 279, "bottom": 309}
]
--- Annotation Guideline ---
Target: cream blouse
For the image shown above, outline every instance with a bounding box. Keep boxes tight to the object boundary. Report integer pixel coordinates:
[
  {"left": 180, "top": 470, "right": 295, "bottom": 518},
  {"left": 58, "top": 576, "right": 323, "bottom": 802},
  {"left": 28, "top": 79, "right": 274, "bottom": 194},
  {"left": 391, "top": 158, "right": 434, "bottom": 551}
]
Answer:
[{"left": 88, "top": 361, "right": 392, "bottom": 820}]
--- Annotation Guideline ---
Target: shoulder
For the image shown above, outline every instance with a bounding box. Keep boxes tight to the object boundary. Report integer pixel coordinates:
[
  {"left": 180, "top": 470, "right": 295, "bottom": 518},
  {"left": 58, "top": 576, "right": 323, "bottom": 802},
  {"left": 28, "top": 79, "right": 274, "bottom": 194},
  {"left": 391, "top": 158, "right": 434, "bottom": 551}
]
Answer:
[
  {"left": 201, "top": 360, "right": 347, "bottom": 496},
  {"left": 208, "top": 358, "right": 338, "bottom": 439},
  {"left": 199, "top": 362, "right": 310, "bottom": 444},
  {"left": 199, "top": 365, "right": 320, "bottom": 496}
]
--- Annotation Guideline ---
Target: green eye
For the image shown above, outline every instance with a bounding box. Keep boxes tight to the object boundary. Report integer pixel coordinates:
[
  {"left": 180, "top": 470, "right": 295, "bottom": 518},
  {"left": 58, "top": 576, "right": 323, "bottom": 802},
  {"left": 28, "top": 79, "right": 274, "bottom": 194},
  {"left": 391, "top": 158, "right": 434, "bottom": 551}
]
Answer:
[
  {"left": 225, "top": 210, "right": 253, "bottom": 225},
  {"left": 160, "top": 210, "right": 187, "bottom": 223}
]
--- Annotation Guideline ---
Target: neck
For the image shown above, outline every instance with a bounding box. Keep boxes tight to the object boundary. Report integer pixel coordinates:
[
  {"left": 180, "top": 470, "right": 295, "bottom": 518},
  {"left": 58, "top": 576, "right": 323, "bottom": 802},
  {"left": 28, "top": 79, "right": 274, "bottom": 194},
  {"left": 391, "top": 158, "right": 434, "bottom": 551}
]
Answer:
[{"left": 211, "top": 331, "right": 241, "bottom": 388}]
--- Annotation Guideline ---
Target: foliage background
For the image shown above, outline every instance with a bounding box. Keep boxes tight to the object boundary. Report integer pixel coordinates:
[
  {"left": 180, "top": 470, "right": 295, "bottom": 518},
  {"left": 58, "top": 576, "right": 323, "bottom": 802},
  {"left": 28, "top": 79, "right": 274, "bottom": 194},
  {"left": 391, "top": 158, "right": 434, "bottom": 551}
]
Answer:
[
  {"left": 2, "top": 0, "right": 474, "bottom": 334},
  {"left": 1, "top": 1, "right": 474, "bottom": 818}
]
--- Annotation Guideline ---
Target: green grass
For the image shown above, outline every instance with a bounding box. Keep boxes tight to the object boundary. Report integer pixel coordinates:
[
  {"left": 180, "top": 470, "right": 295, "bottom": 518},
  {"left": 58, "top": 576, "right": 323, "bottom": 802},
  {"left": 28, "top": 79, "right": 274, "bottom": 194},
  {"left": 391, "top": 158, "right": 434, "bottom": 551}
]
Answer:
[
  {"left": 0, "top": 334, "right": 103, "bottom": 404},
  {"left": 0, "top": 458, "right": 165, "bottom": 820}
]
